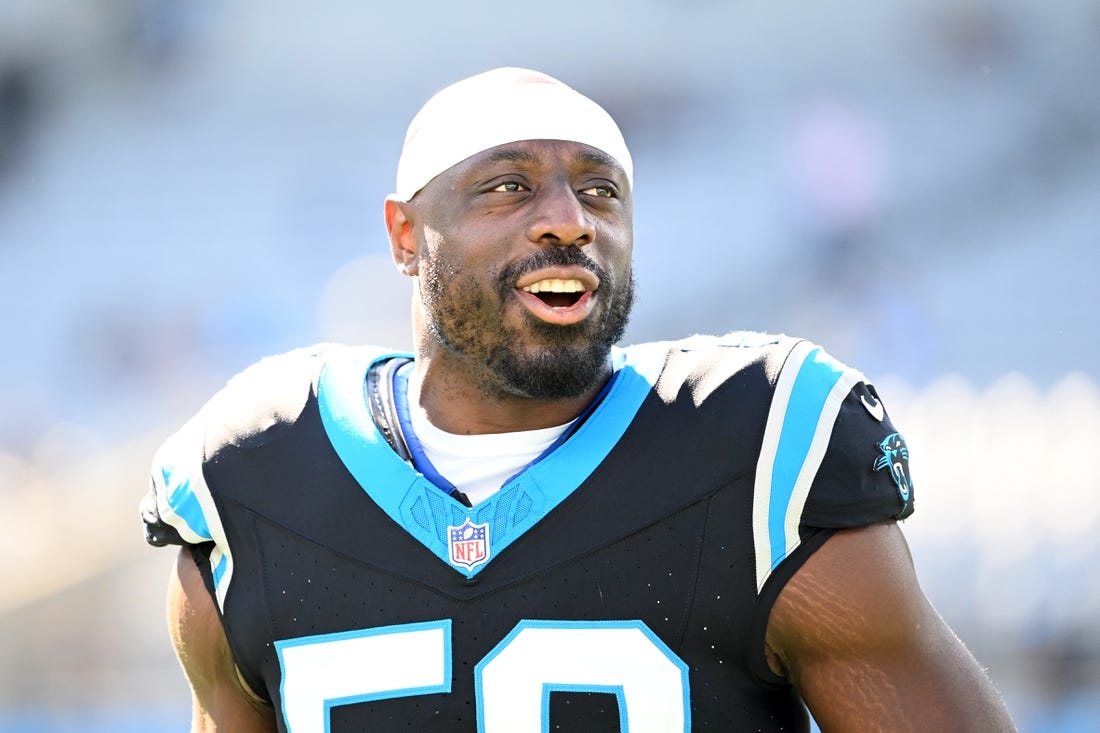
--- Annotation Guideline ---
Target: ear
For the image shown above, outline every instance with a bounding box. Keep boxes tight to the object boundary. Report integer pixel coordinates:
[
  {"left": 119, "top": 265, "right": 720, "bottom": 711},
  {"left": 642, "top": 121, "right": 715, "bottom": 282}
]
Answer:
[{"left": 384, "top": 196, "right": 419, "bottom": 276}]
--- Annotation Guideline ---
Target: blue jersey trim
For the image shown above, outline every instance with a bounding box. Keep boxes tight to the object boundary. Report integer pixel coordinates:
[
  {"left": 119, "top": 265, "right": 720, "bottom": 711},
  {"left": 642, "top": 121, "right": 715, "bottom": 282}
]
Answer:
[
  {"left": 210, "top": 553, "right": 228, "bottom": 588},
  {"left": 316, "top": 345, "right": 665, "bottom": 578},
  {"left": 767, "top": 347, "right": 845, "bottom": 571},
  {"left": 275, "top": 619, "right": 452, "bottom": 733},
  {"left": 162, "top": 466, "right": 212, "bottom": 541},
  {"left": 474, "top": 618, "right": 690, "bottom": 733}
]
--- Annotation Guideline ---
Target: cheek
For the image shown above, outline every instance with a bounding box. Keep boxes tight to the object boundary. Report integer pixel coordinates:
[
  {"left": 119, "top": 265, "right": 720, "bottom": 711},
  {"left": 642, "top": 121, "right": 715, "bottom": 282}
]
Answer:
[
  {"left": 420, "top": 246, "right": 501, "bottom": 316},
  {"left": 600, "top": 217, "right": 632, "bottom": 255},
  {"left": 424, "top": 221, "right": 502, "bottom": 270},
  {"left": 422, "top": 224, "right": 448, "bottom": 252},
  {"left": 603, "top": 233, "right": 633, "bottom": 277}
]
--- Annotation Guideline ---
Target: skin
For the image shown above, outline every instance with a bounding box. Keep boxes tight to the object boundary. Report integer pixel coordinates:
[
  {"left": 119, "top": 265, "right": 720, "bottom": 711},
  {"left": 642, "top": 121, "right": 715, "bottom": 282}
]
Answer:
[
  {"left": 166, "top": 139, "right": 1018, "bottom": 731},
  {"left": 765, "top": 522, "right": 1018, "bottom": 732},
  {"left": 168, "top": 548, "right": 275, "bottom": 732},
  {"left": 384, "top": 140, "right": 635, "bottom": 433}
]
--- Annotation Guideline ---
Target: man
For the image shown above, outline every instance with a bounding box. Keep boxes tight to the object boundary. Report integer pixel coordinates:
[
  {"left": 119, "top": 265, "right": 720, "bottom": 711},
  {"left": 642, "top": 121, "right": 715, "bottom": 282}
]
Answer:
[{"left": 141, "top": 68, "right": 1017, "bottom": 732}]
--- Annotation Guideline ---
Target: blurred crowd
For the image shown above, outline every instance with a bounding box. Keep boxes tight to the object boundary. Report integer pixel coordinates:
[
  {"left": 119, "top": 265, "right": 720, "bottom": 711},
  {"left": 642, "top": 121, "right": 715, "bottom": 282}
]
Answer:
[{"left": 1, "top": 1, "right": 1098, "bottom": 730}]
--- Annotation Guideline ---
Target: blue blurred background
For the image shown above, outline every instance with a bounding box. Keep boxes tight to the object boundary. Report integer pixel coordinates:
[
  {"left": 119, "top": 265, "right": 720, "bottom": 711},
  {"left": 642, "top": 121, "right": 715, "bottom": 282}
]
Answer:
[{"left": 1, "top": 1, "right": 1098, "bottom": 730}]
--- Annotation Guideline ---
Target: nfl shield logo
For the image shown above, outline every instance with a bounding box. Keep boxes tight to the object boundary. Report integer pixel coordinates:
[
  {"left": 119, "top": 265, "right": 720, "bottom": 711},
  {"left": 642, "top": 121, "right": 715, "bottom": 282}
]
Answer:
[{"left": 448, "top": 518, "right": 490, "bottom": 571}]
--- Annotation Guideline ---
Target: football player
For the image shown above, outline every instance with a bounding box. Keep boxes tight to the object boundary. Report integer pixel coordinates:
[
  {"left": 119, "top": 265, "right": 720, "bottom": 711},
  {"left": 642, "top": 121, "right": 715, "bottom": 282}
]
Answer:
[{"left": 143, "top": 67, "right": 1017, "bottom": 732}]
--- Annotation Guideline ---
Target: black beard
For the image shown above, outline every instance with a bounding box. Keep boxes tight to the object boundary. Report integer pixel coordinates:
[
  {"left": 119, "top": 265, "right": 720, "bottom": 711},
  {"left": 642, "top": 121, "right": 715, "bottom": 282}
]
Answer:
[
  {"left": 484, "top": 288, "right": 633, "bottom": 400},
  {"left": 422, "top": 247, "right": 636, "bottom": 401}
]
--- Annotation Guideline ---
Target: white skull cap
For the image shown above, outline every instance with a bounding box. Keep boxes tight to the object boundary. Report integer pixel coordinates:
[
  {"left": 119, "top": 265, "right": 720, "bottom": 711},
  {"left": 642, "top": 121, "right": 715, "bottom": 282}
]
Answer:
[{"left": 393, "top": 67, "right": 633, "bottom": 201}]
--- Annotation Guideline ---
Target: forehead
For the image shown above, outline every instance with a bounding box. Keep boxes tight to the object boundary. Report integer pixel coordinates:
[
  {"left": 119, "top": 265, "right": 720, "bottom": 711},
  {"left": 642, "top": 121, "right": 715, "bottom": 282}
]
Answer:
[{"left": 445, "top": 139, "right": 629, "bottom": 184}]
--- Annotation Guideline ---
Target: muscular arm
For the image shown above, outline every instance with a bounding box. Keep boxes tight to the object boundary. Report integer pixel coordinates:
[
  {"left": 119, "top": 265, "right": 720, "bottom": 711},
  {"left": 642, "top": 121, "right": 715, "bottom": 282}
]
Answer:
[
  {"left": 765, "top": 522, "right": 1017, "bottom": 733},
  {"left": 167, "top": 548, "right": 277, "bottom": 733}
]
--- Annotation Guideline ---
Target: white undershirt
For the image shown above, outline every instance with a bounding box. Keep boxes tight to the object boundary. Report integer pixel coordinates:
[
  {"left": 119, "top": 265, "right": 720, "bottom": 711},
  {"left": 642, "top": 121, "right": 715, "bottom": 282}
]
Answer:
[{"left": 406, "top": 371, "right": 575, "bottom": 505}]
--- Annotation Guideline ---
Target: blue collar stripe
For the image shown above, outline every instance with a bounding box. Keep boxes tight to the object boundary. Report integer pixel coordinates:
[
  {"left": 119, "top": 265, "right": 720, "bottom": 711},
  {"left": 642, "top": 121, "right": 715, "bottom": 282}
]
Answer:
[{"left": 391, "top": 364, "right": 460, "bottom": 496}]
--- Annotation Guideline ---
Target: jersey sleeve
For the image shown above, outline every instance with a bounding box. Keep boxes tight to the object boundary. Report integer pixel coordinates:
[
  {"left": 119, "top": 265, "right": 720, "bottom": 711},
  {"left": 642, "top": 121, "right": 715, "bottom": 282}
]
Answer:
[
  {"left": 139, "top": 344, "right": 331, "bottom": 609},
  {"left": 142, "top": 409, "right": 236, "bottom": 607},
  {"left": 746, "top": 338, "right": 918, "bottom": 686},
  {"left": 751, "top": 339, "right": 914, "bottom": 595},
  {"left": 141, "top": 414, "right": 218, "bottom": 548},
  {"left": 802, "top": 379, "right": 914, "bottom": 528}
]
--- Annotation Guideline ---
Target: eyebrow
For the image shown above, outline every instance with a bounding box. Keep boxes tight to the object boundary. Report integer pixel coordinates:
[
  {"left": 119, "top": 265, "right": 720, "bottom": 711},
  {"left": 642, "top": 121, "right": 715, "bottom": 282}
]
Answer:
[
  {"left": 478, "top": 147, "right": 542, "bottom": 167},
  {"left": 478, "top": 146, "right": 625, "bottom": 177},
  {"left": 576, "top": 149, "right": 622, "bottom": 175}
]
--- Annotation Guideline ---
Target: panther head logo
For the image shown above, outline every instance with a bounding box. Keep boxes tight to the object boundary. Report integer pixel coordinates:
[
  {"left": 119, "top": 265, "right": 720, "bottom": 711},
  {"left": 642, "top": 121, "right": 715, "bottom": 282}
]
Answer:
[{"left": 873, "top": 432, "right": 912, "bottom": 503}]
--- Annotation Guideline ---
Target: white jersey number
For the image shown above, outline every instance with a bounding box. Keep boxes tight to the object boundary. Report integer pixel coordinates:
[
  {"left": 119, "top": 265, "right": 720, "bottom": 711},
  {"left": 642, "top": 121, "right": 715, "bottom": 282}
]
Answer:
[{"left": 277, "top": 619, "right": 690, "bottom": 733}]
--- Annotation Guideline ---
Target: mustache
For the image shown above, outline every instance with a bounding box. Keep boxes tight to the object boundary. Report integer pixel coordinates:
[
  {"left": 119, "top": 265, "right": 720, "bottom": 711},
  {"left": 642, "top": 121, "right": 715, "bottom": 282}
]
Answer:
[{"left": 497, "top": 247, "right": 609, "bottom": 291}]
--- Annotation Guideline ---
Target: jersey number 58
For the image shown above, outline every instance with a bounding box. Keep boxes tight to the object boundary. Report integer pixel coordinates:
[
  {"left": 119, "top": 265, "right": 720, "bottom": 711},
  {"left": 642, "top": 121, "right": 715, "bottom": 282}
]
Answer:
[{"left": 276, "top": 618, "right": 690, "bottom": 732}]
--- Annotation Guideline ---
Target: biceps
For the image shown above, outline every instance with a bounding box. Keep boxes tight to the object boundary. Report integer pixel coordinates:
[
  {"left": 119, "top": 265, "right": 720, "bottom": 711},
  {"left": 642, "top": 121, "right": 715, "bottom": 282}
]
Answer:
[
  {"left": 168, "top": 548, "right": 276, "bottom": 733},
  {"left": 794, "top": 614, "right": 1000, "bottom": 733},
  {"left": 767, "top": 523, "right": 1012, "bottom": 732}
]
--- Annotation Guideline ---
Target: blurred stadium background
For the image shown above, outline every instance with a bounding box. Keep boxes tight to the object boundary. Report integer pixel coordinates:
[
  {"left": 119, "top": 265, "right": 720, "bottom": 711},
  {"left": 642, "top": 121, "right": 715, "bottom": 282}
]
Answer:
[{"left": 1, "top": 1, "right": 1098, "bottom": 730}]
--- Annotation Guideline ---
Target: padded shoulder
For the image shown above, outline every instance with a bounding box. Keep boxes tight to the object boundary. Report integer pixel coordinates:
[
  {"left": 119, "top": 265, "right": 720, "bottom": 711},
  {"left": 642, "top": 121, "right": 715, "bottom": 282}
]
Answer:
[
  {"left": 201, "top": 343, "right": 335, "bottom": 452},
  {"left": 140, "top": 343, "right": 386, "bottom": 607},
  {"left": 637, "top": 331, "right": 793, "bottom": 407}
]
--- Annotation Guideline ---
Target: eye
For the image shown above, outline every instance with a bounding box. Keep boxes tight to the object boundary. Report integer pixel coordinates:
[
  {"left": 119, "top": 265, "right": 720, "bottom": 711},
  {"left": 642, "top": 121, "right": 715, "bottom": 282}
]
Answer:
[
  {"left": 580, "top": 184, "right": 616, "bottom": 199},
  {"left": 491, "top": 181, "right": 529, "bottom": 193}
]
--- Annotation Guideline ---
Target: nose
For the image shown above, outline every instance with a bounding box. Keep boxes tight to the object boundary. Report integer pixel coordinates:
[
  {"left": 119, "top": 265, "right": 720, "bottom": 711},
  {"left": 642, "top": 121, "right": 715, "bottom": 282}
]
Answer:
[{"left": 526, "top": 183, "right": 595, "bottom": 247}]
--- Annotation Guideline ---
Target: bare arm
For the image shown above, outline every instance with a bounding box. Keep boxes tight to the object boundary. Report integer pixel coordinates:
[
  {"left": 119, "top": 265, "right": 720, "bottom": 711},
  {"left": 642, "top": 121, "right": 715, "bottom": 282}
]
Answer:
[
  {"left": 167, "top": 548, "right": 277, "bottom": 733},
  {"left": 766, "top": 522, "right": 1017, "bottom": 733}
]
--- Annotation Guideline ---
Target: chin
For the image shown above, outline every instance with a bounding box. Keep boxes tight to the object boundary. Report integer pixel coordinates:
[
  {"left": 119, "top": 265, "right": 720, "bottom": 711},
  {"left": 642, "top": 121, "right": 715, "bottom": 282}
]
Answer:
[{"left": 488, "top": 339, "right": 612, "bottom": 401}]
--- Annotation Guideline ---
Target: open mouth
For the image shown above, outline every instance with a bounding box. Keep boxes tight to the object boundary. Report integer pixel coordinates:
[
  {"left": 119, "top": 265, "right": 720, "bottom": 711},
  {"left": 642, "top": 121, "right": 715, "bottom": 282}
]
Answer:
[{"left": 521, "top": 278, "right": 588, "bottom": 309}]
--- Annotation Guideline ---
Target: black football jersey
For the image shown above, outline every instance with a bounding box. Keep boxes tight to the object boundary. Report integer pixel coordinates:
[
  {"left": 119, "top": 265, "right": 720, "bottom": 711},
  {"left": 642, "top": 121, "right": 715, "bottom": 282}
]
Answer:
[{"left": 142, "top": 332, "right": 914, "bottom": 732}]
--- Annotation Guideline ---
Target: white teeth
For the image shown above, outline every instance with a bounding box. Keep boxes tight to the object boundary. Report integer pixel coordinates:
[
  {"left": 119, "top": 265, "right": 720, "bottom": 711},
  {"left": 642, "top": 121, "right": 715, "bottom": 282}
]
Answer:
[{"left": 522, "top": 278, "right": 585, "bottom": 294}]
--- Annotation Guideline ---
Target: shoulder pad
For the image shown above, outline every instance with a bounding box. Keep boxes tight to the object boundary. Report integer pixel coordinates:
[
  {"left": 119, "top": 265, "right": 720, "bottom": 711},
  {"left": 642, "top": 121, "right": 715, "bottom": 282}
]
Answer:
[{"left": 202, "top": 344, "right": 335, "bottom": 451}]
